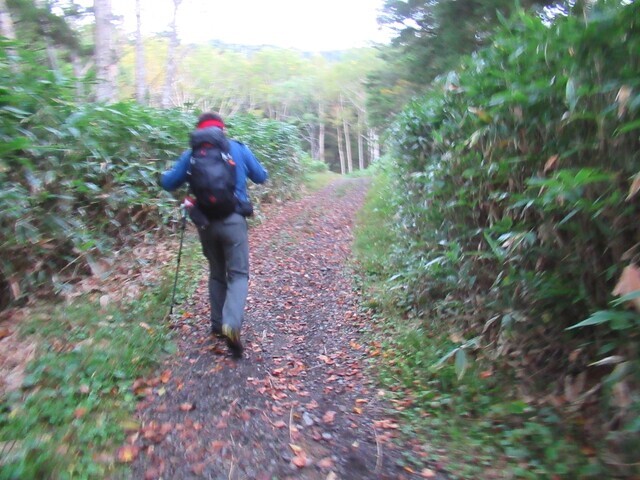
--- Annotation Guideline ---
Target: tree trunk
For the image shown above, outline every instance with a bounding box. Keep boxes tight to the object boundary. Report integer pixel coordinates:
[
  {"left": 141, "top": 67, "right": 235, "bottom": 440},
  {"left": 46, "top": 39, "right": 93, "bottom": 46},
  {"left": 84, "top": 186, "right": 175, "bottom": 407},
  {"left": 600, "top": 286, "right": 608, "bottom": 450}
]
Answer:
[
  {"left": 161, "top": 0, "right": 181, "bottom": 108},
  {"left": 44, "top": 39, "right": 59, "bottom": 73},
  {"left": 0, "top": 0, "right": 16, "bottom": 40},
  {"left": 0, "top": 0, "right": 18, "bottom": 72},
  {"left": 343, "top": 117, "right": 353, "bottom": 174},
  {"left": 369, "top": 129, "right": 380, "bottom": 162},
  {"left": 336, "top": 125, "right": 346, "bottom": 175},
  {"left": 94, "top": 0, "right": 116, "bottom": 103},
  {"left": 318, "top": 102, "right": 325, "bottom": 163},
  {"left": 357, "top": 111, "right": 365, "bottom": 170},
  {"left": 72, "top": 52, "right": 91, "bottom": 99},
  {"left": 135, "top": 0, "right": 146, "bottom": 104},
  {"left": 303, "top": 124, "right": 319, "bottom": 161}
]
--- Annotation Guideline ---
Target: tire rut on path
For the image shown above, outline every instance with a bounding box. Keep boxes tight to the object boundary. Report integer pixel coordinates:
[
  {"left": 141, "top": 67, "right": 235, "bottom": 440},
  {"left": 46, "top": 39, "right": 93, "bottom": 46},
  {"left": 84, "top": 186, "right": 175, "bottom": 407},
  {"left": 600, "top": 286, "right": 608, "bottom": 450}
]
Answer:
[{"left": 130, "top": 177, "right": 419, "bottom": 480}]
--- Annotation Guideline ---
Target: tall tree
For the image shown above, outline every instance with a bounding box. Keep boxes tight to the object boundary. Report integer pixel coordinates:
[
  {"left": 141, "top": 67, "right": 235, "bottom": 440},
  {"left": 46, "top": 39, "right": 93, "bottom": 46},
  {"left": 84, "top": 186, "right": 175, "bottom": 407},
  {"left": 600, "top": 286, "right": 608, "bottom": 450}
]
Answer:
[
  {"left": 134, "top": 0, "right": 145, "bottom": 103},
  {"left": 341, "top": 95, "right": 353, "bottom": 173},
  {"left": 6, "top": 0, "right": 84, "bottom": 67},
  {"left": 336, "top": 124, "right": 346, "bottom": 175},
  {"left": 317, "top": 101, "right": 325, "bottom": 163},
  {"left": 0, "top": 0, "right": 16, "bottom": 39},
  {"left": 94, "top": 0, "right": 116, "bottom": 102},
  {"left": 161, "top": 0, "right": 181, "bottom": 108},
  {"left": 0, "top": 0, "right": 17, "bottom": 72},
  {"left": 368, "top": 0, "right": 556, "bottom": 125}
]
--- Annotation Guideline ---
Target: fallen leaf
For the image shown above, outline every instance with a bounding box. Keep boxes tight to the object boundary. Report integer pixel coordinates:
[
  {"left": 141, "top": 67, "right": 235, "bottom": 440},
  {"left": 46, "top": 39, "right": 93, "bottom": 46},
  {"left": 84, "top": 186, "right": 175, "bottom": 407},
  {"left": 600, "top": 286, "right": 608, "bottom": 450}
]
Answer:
[
  {"left": 179, "top": 402, "right": 195, "bottom": 412},
  {"left": 322, "top": 410, "right": 336, "bottom": 424},
  {"left": 210, "top": 440, "right": 226, "bottom": 452},
  {"left": 289, "top": 443, "right": 303, "bottom": 455},
  {"left": 191, "top": 463, "right": 205, "bottom": 475},
  {"left": 8, "top": 276, "right": 20, "bottom": 300},
  {"left": 544, "top": 154, "right": 559, "bottom": 173},
  {"left": 626, "top": 174, "right": 640, "bottom": 201},
  {"left": 292, "top": 451, "right": 307, "bottom": 468},
  {"left": 144, "top": 467, "right": 161, "bottom": 480},
  {"left": 116, "top": 445, "right": 139, "bottom": 463},
  {"left": 160, "top": 370, "right": 171, "bottom": 384},
  {"left": 273, "top": 420, "right": 287, "bottom": 429},
  {"left": 612, "top": 265, "right": 640, "bottom": 311},
  {"left": 421, "top": 468, "right": 437, "bottom": 478},
  {"left": 0, "top": 328, "right": 10, "bottom": 340},
  {"left": 317, "top": 457, "right": 334, "bottom": 469},
  {"left": 318, "top": 354, "right": 333, "bottom": 364},
  {"left": 616, "top": 85, "right": 632, "bottom": 117},
  {"left": 141, "top": 422, "right": 169, "bottom": 444}
]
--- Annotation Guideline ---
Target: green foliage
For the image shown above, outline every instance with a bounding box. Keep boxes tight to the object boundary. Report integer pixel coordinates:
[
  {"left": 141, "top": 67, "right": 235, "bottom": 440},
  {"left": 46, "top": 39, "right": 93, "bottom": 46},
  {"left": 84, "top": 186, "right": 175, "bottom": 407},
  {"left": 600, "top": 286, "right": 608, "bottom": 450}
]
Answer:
[
  {"left": 0, "top": 234, "right": 204, "bottom": 479},
  {"left": 0, "top": 42, "right": 191, "bottom": 304},
  {"left": 368, "top": 0, "right": 554, "bottom": 124},
  {"left": 6, "top": 0, "right": 86, "bottom": 54},
  {"left": 226, "top": 114, "right": 305, "bottom": 203},
  {"left": 0, "top": 264, "right": 181, "bottom": 478},
  {"left": 356, "top": 165, "right": 599, "bottom": 477},
  {"left": 0, "top": 43, "right": 306, "bottom": 308},
  {"left": 301, "top": 155, "right": 329, "bottom": 174},
  {"left": 361, "top": 1, "right": 640, "bottom": 476}
]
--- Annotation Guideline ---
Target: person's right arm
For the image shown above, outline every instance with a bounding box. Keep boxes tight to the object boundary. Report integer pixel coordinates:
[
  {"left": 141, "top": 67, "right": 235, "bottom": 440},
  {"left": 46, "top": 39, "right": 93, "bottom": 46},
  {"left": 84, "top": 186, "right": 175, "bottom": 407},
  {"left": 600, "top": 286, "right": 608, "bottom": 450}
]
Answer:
[{"left": 160, "top": 150, "right": 191, "bottom": 191}]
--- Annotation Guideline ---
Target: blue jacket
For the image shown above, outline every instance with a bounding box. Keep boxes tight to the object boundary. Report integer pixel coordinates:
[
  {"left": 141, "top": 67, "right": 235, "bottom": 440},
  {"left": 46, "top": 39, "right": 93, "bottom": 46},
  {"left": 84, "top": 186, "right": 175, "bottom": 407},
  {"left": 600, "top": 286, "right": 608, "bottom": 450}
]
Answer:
[{"left": 160, "top": 138, "right": 268, "bottom": 203}]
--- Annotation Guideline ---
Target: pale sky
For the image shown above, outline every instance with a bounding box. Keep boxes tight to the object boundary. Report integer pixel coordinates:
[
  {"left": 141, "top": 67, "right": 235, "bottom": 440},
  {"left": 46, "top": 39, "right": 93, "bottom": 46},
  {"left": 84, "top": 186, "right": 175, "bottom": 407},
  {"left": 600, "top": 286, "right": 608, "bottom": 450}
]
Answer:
[{"left": 112, "top": 0, "right": 391, "bottom": 51}]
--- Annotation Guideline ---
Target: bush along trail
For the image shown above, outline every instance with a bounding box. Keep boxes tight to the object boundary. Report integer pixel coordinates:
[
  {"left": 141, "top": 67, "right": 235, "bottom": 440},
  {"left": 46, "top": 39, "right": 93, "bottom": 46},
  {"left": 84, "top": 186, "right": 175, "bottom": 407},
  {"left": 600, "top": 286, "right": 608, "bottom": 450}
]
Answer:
[{"left": 128, "top": 177, "right": 441, "bottom": 480}]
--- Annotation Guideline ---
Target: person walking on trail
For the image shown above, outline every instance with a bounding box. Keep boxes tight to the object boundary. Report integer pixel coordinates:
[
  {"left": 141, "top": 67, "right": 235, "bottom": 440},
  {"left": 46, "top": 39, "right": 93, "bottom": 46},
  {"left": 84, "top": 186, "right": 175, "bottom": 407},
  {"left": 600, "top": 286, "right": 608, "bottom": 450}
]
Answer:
[{"left": 160, "top": 112, "right": 268, "bottom": 358}]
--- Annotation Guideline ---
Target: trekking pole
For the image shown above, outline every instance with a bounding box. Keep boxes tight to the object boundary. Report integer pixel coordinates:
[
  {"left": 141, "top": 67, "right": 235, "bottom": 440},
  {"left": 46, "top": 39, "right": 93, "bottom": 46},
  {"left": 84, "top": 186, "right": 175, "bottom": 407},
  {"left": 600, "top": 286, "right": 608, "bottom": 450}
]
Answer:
[{"left": 169, "top": 201, "right": 189, "bottom": 315}]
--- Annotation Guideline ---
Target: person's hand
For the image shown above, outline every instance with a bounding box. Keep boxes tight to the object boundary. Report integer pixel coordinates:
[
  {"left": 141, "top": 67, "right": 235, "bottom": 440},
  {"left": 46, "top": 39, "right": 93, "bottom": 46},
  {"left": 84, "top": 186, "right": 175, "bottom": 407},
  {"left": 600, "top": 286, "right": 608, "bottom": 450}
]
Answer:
[{"left": 183, "top": 197, "right": 195, "bottom": 209}]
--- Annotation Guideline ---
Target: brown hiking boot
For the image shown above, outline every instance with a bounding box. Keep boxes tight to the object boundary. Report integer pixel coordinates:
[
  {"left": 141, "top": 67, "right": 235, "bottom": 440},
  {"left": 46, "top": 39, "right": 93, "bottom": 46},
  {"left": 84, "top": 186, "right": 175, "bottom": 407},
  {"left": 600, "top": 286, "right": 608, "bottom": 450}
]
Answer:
[
  {"left": 222, "top": 325, "right": 243, "bottom": 359},
  {"left": 211, "top": 323, "right": 224, "bottom": 338}
]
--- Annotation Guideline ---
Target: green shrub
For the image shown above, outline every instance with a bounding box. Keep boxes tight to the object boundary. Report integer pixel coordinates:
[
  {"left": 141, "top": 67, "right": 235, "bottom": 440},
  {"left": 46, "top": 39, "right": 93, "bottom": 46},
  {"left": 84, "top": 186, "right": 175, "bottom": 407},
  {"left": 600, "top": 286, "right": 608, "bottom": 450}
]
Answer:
[
  {"left": 301, "top": 155, "right": 329, "bottom": 173},
  {"left": 372, "top": 1, "right": 640, "bottom": 475},
  {"left": 0, "top": 44, "right": 305, "bottom": 308}
]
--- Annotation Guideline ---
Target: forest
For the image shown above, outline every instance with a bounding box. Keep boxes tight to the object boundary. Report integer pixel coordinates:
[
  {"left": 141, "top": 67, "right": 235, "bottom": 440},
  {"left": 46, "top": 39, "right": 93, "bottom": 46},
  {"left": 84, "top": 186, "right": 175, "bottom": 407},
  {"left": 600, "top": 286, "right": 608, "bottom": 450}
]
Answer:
[{"left": 0, "top": 0, "right": 639, "bottom": 478}]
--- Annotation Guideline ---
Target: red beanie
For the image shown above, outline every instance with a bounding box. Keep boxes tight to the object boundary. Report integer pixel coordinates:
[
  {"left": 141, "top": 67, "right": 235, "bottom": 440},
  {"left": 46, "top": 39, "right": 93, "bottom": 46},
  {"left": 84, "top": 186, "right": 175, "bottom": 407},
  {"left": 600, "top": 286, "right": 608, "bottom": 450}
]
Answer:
[{"left": 197, "top": 119, "right": 225, "bottom": 129}]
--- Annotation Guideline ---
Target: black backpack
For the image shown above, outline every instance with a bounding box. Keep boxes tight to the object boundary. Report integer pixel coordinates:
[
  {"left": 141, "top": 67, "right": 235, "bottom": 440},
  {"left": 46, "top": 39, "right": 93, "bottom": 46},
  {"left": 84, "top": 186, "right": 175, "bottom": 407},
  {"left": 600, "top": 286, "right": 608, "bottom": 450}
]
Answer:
[{"left": 187, "top": 127, "right": 237, "bottom": 220}]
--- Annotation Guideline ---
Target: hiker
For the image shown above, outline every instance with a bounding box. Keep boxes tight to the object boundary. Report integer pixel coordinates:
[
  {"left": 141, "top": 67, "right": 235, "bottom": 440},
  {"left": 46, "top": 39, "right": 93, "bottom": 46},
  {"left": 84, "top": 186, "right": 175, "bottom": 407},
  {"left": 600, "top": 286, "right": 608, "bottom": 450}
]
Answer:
[{"left": 160, "top": 112, "right": 268, "bottom": 358}]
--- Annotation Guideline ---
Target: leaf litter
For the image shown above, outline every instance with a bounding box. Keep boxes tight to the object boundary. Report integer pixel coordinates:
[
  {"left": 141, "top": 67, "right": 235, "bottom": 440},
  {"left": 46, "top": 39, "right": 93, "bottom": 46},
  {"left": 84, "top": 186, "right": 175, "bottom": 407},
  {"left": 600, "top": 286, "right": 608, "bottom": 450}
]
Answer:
[{"left": 129, "top": 178, "right": 445, "bottom": 479}]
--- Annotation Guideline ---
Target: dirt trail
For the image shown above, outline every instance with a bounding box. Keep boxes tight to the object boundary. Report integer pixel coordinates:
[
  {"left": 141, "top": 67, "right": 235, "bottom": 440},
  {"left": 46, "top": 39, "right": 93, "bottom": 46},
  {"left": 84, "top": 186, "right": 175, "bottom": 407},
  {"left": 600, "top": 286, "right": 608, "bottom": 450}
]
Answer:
[{"left": 130, "top": 178, "right": 430, "bottom": 480}]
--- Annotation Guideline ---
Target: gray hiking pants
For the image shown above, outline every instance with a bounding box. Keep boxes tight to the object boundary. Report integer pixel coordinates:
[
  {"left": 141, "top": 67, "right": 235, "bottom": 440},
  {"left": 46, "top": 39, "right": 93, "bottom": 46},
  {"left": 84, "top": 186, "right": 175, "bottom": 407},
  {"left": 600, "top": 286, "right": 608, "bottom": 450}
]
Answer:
[{"left": 197, "top": 213, "right": 249, "bottom": 332}]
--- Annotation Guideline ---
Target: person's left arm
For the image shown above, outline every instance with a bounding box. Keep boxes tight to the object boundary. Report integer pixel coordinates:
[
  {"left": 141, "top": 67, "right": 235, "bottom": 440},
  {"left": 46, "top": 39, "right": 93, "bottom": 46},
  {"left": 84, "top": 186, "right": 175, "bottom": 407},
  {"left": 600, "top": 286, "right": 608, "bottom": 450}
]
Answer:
[{"left": 238, "top": 143, "right": 268, "bottom": 184}]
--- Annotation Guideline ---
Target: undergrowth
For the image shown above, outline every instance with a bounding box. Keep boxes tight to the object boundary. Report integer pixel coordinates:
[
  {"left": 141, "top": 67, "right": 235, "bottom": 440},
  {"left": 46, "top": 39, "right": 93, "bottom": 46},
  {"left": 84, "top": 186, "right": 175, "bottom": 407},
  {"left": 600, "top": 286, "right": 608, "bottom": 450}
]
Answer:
[
  {"left": 0, "top": 235, "right": 202, "bottom": 479},
  {"left": 353, "top": 167, "right": 601, "bottom": 479}
]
